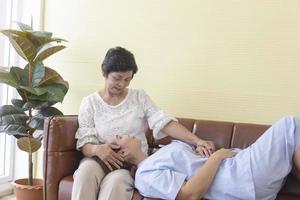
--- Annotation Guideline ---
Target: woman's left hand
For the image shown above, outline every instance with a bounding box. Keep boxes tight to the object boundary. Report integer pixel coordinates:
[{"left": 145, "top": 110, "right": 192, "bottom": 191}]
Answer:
[{"left": 196, "top": 139, "right": 215, "bottom": 157}]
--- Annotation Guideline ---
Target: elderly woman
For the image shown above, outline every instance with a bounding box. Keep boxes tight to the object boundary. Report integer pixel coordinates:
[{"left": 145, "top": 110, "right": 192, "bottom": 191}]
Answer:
[
  {"left": 71, "top": 47, "right": 215, "bottom": 200},
  {"left": 113, "top": 116, "right": 300, "bottom": 200}
]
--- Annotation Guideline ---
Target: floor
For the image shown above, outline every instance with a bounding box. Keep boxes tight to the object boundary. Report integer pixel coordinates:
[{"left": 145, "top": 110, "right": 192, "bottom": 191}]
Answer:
[{"left": 0, "top": 194, "right": 15, "bottom": 200}]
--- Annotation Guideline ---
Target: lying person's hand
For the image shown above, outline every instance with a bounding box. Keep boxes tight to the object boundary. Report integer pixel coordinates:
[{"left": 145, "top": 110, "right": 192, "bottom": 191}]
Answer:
[
  {"left": 212, "top": 148, "right": 237, "bottom": 160},
  {"left": 196, "top": 139, "right": 216, "bottom": 157},
  {"left": 95, "top": 143, "right": 124, "bottom": 171}
]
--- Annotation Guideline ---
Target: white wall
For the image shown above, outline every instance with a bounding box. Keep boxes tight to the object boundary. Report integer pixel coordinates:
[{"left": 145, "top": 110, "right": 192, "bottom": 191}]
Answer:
[{"left": 43, "top": 0, "right": 300, "bottom": 124}]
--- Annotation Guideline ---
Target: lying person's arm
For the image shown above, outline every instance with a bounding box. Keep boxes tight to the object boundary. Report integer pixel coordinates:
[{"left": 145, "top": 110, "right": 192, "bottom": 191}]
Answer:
[{"left": 177, "top": 149, "right": 236, "bottom": 200}]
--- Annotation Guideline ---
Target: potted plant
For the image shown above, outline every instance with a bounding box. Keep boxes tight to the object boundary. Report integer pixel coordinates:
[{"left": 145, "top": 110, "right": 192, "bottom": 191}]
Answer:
[{"left": 0, "top": 22, "right": 68, "bottom": 200}]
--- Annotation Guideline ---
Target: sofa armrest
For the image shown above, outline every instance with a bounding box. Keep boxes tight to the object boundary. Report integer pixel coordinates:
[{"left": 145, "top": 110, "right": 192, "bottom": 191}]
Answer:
[
  {"left": 292, "top": 166, "right": 300, "bottom": 182},
  {"left": 43, "top": 115, "right": 83, "bottom": 200}
]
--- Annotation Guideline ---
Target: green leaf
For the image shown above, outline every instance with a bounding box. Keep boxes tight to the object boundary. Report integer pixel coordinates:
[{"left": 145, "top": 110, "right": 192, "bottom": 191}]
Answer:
[
  {"left": 27, "top": 84, "right": 68, "bottom": 102},
  {"left": 0, "top": 68, "right": 18, "bottom": 88},
  {"left": 27, "top": 115, "right": 43, "bottom": 130},
  {"left": 26, "top": 30, "right": 67, "bottom": 50},
  {"left": 31, "top": 62, "right": 45, "bottom": 87},
  {"left": 34, "top": 45, "right": 66, "bottom": 62},
  {"left": 22, "top": 100, "right": 55, "bottom": 110},
  {"left": 39, "top": 106, "right": 63, "bottom": 116},
  {"left": 0, "top": 105, "right": 25, "bottom": 117},
  {"left": 11, "top": 99, "right": 26, "bottom": 108},
  {"left": 28, "top": 115, "right": 45, "bottom": 130},
  {"left": 1, "top": 30, "right": 37, "bottom": 62},
  {"left": 16, "top": 89, "right": 30, "bottom": 101},
  {"left": 28, "top": 106, "right": 63, "bottom": 130},
  {"left": 0, "top": 29, "right": 27, "bottom": 38},
  {"left": 17, "top": 137, "right": 41, "bottom": 153},
  {"left": 0, "top": 105, "right": 28, "bottom": 133},
  {"left": 50, "top": 37, "right": 68, "bottom": 43},
  {"left": 40, "top": 84, "right": 68, "bottom": 102},
  {"left": 22, "top": 101, "right": 41, "bottom": 110},
  {"left": 0, "top": 113, "right": 29, "bottom": 126},
  {"left": 0, "top": 105, "right": 29, "bottom": 138},
  {"left": 25, "top": 92, "right": 48, "bottom": 102},
  {"left": 29, "top": 31, "right": 52, "bottom": 38},
  {"left": 0, "top": 124, "right": 29, "bottom": 138},
  {"left": 26, "top": 31, "right": 52, "bottom": 49},
  {"left": 34, "top": 101, "right": 56, "bottom": 110},
  {"left": 27, "top": 34, "right": 50, "bottom": 49},
  {"left": 18, "top": 81, "right": 68, "bottom": 102},
  {"left": 10, "top": 67, "right": 28, "bottom": 86},
  {"left": 15, "top": 22, "right": 32, "bottom": 32},
  {"left": 33, "top": 130, "right": 43, "bottom": 140},
  {"left": 38, "top": 67, "right": 69, "bottom": 88},
  {"left": 19, "top": 85, "right": 48, "bottom": 96}
]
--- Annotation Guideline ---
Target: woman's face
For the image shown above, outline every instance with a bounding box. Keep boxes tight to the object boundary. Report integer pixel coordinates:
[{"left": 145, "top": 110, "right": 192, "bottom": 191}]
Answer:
[{"left": 105, "top": 71, "right": 133, "bottom": 95}]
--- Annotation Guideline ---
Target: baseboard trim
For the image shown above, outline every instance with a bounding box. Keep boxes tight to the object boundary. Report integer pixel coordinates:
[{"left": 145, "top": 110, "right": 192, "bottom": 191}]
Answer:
[{"left": 0, "top": 183, "right": 13, "bottom": 197}]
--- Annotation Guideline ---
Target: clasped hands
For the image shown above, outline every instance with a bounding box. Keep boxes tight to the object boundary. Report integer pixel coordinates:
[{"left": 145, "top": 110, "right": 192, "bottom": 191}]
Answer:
[
  {"left": 196, "top": 139, "right": 237, "bottom": 159},
  {"left": 95, "top": 143, "right": 124, "bottom": 171},
  {"left": 195, "top": 139, "right": 216, "bottom": 157}
]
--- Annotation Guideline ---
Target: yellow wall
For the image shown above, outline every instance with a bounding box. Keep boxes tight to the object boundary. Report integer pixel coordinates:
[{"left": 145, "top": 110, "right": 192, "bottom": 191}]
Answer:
[{"left": 43, "top": 0, "right": 300, "bottom": 124}]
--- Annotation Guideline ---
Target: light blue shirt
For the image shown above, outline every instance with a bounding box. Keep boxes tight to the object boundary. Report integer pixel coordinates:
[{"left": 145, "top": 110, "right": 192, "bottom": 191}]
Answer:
[
  {"left": 135, "top": 140, "right": 255, "bottom": 200},
  {"left": 135, "top": 116, "right": 300, "bottom": 200}
]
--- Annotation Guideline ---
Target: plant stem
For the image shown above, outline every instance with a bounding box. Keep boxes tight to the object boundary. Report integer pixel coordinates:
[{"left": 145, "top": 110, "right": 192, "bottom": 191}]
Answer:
[
  {"left": 28, "top": 152, "right": 33, "bottom": 185},
  {"left": 28, "top": 63, "right": 32, "bottom": 86},
  {"left": 29, "top": 108, "right": 32, "bottom": 117}
]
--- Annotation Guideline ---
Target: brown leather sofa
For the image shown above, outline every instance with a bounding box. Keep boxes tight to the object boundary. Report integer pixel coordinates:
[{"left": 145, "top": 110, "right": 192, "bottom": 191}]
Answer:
[{"left": 43, "top": 115, "right": 300, "bottom": 200}]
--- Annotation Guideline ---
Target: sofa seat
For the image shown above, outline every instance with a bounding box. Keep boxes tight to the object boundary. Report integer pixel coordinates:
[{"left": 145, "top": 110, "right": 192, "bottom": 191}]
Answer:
[
  {"left": 57, "top": 177, "right": 300, "bottom": 200},
  {"left": 59, "top": 176, "right": 73, "bottom": 200}
]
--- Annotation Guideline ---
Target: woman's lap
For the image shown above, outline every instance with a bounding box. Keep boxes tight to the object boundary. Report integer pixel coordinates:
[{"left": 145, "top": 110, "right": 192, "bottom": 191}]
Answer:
[{"left": 73, "top": 157, "right": 134, "bottom": 200}]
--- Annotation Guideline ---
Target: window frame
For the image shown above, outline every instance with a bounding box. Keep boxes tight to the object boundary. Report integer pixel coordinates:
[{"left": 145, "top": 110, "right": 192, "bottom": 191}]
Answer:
[
  {"left": 0, "top": 0, "right": 44, "bottom": 185},
  {"left": 0, "top": 0, "right": 15, "bottom": 184}
]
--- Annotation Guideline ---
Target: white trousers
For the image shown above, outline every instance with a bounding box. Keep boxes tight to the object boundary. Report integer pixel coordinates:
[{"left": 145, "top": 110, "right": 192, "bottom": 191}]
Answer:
[{"left": 71, "top": 157, "right": 134, "bottom": 200}]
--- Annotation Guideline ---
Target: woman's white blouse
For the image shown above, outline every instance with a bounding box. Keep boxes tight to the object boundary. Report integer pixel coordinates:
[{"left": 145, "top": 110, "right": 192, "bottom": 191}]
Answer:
[{"left": 75, "top": 89, "right": 176, "bottom": 153}]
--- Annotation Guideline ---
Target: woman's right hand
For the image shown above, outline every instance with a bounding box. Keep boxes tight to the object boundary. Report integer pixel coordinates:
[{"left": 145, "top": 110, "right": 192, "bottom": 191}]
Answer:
[{"left": 95, "top": 144, "right": 124, "bottom": 171}]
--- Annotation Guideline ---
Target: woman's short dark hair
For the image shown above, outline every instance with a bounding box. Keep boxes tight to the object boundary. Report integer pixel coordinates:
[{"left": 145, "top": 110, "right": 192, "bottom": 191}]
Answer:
[{"left": 101, "top": 47, "right": 138, "bottom": 77}]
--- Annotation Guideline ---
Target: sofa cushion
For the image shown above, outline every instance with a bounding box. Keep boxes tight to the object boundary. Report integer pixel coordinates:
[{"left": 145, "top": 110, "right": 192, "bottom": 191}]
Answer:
[
  {"left": 280, "top": 173, "right": 300, "bottom": 196},
  {"left": 58, "top": 176, "right": 73, "bottom": 200}
]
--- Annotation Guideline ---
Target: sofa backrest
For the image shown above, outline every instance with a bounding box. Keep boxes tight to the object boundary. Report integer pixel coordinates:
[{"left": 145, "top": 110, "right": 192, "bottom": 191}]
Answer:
[
  {"left": 149, "top": 118, "right": 270, "bottom": 150},
  {"left": 231, "top": 123, "right": 270, "bottom": 148}
]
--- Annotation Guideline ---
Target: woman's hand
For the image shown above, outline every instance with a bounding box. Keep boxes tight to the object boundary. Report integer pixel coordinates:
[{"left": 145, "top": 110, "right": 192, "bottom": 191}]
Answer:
[
  {"left": 95, "top": 143, "right": 124, "bottom": 171},
  {"left": 196, "top": 139, "right": 216, "bottom": 157}
]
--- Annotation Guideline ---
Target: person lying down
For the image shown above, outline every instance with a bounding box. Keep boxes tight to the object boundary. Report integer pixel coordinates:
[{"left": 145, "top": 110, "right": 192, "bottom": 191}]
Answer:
[{"left": 110, "top": 116, "right": 300, "bottom": 200}]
